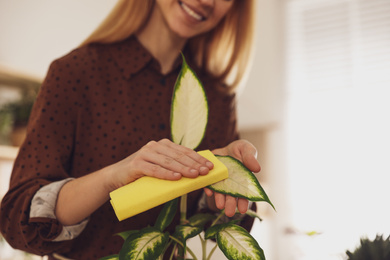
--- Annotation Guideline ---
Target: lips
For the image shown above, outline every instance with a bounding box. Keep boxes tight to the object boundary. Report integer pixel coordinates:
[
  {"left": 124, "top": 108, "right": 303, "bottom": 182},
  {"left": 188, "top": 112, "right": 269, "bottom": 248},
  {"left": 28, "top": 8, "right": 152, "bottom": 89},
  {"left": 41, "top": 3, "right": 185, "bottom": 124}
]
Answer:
[{"left": 179, "top": 1, "right": 205, "bottom": 21}]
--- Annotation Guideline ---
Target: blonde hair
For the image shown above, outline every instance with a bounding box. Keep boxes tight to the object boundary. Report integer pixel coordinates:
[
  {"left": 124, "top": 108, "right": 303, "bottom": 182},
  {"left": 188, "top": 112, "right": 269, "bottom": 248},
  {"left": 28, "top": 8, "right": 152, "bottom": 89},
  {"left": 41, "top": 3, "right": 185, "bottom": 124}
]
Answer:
[{"left": 81, "top": 0, "right": 255, "bottom": 92}]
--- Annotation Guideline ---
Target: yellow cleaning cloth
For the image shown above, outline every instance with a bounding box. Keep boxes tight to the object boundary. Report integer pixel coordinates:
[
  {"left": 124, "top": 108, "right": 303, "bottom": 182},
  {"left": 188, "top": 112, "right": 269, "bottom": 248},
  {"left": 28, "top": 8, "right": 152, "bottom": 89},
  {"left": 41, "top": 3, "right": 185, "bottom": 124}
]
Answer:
[{"left": 110, "top": 150, "right": 228, "bottom": 221}]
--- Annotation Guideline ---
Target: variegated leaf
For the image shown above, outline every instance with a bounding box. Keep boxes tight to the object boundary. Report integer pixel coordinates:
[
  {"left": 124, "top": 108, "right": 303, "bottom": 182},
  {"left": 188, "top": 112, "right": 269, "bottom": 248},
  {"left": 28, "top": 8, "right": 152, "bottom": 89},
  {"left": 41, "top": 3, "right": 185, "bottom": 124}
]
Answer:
[
  {"left": 217, "top": 224, "right": 265, "bottom": 260},
  {"left": 154, "top": 198, "right": 178, "bottom": 231},
  {"left": 170, "top": 54, "right": 208, "bottom": 149},
  {"left": 119, "top": 227, "right": 169, "bottom": 260},
  {"left": 174, "top": 225, "right": 202, "bottom": 241},
  {"left": 209, "top": 156, "right": 275, "bottom": 209},
  {"left": 174, "top": 224, "right": 202, "bottom": 255},
  {"left": 204, "top": 220, "right": 240, "bottom": 240},
  {"left": 245, "top": 208, "right": 263, "bottom": 222},
  {"left": 188, "top": 213, "right": 215, "bottom": 228}
]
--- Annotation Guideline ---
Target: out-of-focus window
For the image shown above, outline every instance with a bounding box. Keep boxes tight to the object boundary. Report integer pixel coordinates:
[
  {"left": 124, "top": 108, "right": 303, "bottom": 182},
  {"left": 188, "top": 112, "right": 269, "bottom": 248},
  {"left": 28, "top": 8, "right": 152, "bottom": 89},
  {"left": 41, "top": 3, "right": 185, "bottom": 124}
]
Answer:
[{"left": 284, "top": 0, "right": 390, "bottom": 258}]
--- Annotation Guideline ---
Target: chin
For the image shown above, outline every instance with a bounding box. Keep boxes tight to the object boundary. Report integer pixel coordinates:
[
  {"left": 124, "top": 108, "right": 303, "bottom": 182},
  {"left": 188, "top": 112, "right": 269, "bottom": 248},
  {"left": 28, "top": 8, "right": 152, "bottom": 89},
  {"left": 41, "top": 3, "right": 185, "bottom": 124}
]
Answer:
[{"left": 170, "top": 24, "right": 205, "bottom": 39}]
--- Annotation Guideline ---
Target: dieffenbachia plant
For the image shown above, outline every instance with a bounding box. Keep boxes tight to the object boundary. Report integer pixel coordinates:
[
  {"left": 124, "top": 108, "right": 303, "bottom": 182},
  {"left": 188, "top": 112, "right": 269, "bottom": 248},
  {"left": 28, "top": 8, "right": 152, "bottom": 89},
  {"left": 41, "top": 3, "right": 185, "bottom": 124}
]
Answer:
[{"left": 100, "top": 55, "right": 274, "bottom": 260}]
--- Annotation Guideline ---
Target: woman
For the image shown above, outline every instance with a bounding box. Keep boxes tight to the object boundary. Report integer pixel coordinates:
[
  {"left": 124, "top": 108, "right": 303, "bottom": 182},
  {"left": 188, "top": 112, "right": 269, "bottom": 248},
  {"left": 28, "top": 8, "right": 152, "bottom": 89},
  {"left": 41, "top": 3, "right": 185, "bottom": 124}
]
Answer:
[{"left": 0, "top": 0, "right": 258, "bottom": 259}]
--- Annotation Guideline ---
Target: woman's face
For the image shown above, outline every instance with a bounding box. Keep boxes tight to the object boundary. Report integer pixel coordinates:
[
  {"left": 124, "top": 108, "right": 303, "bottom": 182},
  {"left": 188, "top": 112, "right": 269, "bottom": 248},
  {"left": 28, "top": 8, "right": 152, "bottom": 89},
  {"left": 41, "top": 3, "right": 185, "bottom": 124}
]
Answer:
[{"left": 155, "top": 0, "right": 234, "bottom": 39}]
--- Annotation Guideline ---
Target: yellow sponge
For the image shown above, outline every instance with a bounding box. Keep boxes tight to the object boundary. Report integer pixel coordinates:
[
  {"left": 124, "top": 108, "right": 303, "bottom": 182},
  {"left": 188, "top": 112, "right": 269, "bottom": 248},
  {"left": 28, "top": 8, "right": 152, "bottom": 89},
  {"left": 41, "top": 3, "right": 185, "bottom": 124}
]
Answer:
[{"left": 109, "top": 150, "right": 228, "bottom": 221}]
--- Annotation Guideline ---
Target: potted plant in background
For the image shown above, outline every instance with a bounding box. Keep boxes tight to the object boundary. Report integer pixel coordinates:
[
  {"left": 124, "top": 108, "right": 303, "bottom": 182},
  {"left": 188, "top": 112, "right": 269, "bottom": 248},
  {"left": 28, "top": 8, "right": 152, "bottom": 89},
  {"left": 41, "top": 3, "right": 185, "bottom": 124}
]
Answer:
[
  {"left": 0, "top": 67, "right": 40, "bottom": 146},
  {"left": 346, "top": 234, "right": 390, "bottom": 260},
  {"left": 0, "top": 88, "right": 36, "bottom": 146}
]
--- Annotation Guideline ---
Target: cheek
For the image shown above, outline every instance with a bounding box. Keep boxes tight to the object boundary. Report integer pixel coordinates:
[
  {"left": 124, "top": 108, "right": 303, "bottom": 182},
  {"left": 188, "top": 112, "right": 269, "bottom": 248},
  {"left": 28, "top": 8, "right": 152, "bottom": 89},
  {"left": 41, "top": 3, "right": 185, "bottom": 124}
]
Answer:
[
  {"left": 204, "top": 11, "right": 230, "bottom": 31},
  {"left": 211, "top": 5, "right": 234, "bottom": 25}
]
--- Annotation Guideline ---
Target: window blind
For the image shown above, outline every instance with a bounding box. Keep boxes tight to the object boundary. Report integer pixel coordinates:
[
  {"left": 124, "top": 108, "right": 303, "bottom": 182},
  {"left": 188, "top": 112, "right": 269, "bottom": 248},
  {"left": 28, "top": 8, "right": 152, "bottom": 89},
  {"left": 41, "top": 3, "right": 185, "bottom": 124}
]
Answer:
[{"left": 285, "top": 0, "right": 390, "bottom": 92}]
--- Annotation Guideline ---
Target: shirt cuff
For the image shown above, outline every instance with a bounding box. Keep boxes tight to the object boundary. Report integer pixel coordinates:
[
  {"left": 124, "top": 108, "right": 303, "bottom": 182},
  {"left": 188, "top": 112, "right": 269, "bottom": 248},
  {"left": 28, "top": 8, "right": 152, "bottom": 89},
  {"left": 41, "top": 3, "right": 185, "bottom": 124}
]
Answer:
[{"left": 30, "top": 178, "right": 89, "bottom": 241}]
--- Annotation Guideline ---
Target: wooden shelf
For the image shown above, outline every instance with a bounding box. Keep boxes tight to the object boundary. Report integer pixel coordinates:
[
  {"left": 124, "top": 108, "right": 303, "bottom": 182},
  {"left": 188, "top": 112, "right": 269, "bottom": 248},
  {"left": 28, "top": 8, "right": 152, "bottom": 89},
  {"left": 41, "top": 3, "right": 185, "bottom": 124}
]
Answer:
[{"left": 0, "top": 65, "right": 42, "bottom": 90}]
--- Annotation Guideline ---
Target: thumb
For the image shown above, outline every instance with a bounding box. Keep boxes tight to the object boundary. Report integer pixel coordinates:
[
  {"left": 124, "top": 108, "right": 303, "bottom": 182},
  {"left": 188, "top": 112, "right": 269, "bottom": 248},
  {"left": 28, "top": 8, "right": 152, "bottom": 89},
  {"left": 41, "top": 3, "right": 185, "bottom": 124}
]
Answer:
[{"left": 241, "top": 143, "right": 261, "bottom": 173}]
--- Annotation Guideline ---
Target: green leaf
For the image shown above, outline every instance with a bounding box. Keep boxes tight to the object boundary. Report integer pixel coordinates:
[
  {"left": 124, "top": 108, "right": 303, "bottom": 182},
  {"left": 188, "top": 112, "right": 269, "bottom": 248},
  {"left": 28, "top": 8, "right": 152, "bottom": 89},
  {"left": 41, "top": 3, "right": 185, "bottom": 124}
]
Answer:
[
  {"left": 174, "top": 224, "right": 203, "bottom": 252},
  {"left": 174, "top": 225, "right": 202, "bottom": 241},
  {"left": 170, "top": 54, "right": 208, "bottom": 149},
  {"left": 216, "top": 224, "right": 265, "bottom": 260},
  {"left": 119, "top": 227, "right": 169, "bottom": 260},
  {"left": 99, "top": 255, "right": 119, "bottom": 260},
  {"left": 204, "top": 220, "right": 240, "bottom": 240},
  {"left": 245, "top": 208, "right": 263, "bottom": 222},
  {"left": 115, "top": 230, "right": 139, "bottom": 241},
  {"left": 209, "top": 156, "right": 275, "bottom": 209},
  {"left": 188, "top": 213, "right": 215, "bottom": 228},
  {"left": 154, "top": 198, "right": 178, "bottom": 231}
]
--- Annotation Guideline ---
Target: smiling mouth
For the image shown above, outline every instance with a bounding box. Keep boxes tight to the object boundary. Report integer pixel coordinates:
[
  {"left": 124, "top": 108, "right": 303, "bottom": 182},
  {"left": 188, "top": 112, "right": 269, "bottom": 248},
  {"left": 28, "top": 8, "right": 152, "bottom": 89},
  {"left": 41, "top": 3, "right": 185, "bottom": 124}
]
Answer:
[{"left": 179, "top": 1, "right": 205, "bottom": 21}]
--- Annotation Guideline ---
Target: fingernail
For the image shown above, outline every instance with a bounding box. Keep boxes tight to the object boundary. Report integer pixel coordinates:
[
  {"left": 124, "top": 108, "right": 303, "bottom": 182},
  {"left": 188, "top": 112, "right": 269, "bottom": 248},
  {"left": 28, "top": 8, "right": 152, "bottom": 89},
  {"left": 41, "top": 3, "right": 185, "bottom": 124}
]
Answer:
[
  {"left": 200, "top": 167, "right": 208, "bottom": 174},
  {"left": 173, "top": 172, "right": 181, "bottom": 178},
  {"left": 206, "top": 161, "right": 213, "bottom": 169},
  {"left": 190, "top": 169, "right": 198, "bottom": 174}
]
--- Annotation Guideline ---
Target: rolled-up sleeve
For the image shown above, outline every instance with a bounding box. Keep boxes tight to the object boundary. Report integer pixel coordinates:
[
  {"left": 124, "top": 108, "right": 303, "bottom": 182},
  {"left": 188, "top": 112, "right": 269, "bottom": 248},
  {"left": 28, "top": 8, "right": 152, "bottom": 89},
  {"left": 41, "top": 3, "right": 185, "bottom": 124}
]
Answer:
[{"left": 30, "top": 178, "right": 89, "bottom": 242}]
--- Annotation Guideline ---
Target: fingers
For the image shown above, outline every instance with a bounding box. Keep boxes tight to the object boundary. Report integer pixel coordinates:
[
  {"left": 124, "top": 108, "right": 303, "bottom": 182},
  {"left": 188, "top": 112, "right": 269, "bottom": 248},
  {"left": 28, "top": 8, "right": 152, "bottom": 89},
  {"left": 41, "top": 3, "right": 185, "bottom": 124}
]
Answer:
[
  {"left": 237, "top": 198, "right": 249, "bottom": 214},
  {"left": 203, "top": 140, "right": 259, "bottom": 217},
  {"left": 130, "top": 139, "right": 214, "bottom": 181},
  {"left": 156, "top": 139, "right": 213, "bottom": 176},
  {"left": 205, "top": 189, "right": 249, "bottom": 217},
  {"left": 214, "top": 192, "right": 226, "bottom": 210},
  {"left": 204, "top": 187, "right": 213, "bottom": 197},
  {"left": 213, "top": 140, "right": 261, "bottom": 173},
  {"left": 240, "top": 143, "right": 261, "bottom": 173},
  {"left": 220, "top": 195, "right": 248, "bottom": 217},
  {"left": 224, "top": 195, "right": 237, "bottom": 217},
  {"left": 130, "top": 158, "right": 183, "bottom": 181}
]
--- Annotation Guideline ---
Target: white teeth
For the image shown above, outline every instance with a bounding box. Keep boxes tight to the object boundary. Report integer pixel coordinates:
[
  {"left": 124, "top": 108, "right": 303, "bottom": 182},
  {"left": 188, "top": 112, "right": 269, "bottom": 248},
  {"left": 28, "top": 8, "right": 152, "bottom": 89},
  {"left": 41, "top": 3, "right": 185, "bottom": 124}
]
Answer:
[{"left": 180, "top": 2, "right": 204, "bottom": 21}]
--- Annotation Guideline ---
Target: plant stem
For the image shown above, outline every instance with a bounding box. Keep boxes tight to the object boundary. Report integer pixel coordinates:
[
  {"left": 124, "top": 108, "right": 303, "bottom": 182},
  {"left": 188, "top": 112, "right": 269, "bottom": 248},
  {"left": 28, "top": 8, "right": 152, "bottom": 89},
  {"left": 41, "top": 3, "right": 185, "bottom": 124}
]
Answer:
[
  {"left": 210, "top": 209, "right": 225, "bottom": 227},
  {"left": 162, "top": 240, "right": 173, "bottom": 260},
  {"left": 169, "top": 236, "right": 197, "bottom": 260},
  {"left": 169, "top": 243, "right": 177, "bottom": 260},
  {"left": 180, "top": 194, "right": 187, "bottom": 224},
  {"left": 206, "top": 244, "right": 218, "bottom": 260},
  {"left": 199, "top": 234, "right": 207, "bottom": 260}
]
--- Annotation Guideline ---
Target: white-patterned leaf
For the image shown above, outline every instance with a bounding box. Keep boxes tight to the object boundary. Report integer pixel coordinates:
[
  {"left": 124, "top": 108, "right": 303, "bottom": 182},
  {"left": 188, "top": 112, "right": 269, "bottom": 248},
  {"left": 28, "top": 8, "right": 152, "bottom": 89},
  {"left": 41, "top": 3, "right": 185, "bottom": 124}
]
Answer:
[
  {"left": 154, "top": 198, "right": 178, "bottom": 231},
  {"left": 217, "top": 224, "right": 265, "bottom": 260},
  {"left": 170, "top": 54, "right": 208, "bottom": 150},
  {"left": 204, "top": 220, "right": 239, "bottom": 240},
  {"left": 173, "top": 225, "right": 202, "bottom": 255},
  {"left": 188, "top": 213, "right": 215, "bottom": 228},
  {"left": 175, "top": 225, "right": 202, "bottom": 241},
  {"left": 208, "top": 156, "right": 274, "bottom": 209},
  {"left": 119, "top": 227, "right": 169, "bottom": 260}
]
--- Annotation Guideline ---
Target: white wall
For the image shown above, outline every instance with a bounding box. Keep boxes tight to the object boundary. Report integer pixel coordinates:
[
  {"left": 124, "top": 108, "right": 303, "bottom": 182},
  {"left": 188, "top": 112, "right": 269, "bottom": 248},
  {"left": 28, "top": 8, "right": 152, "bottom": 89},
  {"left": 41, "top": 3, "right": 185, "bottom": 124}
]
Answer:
[
  {"left": 0, "top": 0, "right": 117, "bottom": 78},
  {"left": 237, "top": 0, "right": 284, "bottom": 130}
]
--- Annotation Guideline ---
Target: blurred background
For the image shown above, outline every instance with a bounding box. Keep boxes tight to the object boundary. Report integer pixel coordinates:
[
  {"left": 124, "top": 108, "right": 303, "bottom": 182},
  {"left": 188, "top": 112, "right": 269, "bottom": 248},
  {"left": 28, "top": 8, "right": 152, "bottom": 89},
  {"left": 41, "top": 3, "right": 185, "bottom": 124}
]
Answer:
[{"left": 1, "top": 0, "right": 389, "bottom": 259}]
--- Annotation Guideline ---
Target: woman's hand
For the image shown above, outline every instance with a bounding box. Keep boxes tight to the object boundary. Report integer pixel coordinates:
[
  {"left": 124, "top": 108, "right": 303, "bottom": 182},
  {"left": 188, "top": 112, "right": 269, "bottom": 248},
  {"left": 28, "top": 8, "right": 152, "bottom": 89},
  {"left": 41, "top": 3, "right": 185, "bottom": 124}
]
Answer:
[
  {"left": 56, "top": 139, "right": 213, "bottom": 226},
  {"left": 107, "top": 139, "right": 214, "bottom": 190},
  {"left": 204, "top": 140, "right": 261, "bottom": 217}
]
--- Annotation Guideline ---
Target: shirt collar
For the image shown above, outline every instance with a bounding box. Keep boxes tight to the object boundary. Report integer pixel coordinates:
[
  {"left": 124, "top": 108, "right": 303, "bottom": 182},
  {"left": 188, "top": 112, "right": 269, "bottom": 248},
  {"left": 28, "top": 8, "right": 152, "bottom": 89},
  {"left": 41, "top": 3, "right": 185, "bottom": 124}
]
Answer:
[{"left": 109, "top": 35, "right": 183, "bottom": 80}]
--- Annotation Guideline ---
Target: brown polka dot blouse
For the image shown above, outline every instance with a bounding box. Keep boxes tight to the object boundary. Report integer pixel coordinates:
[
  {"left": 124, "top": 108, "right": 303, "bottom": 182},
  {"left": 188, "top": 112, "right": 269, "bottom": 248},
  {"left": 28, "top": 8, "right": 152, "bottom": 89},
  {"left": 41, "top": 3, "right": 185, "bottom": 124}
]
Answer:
[{"left": 0, "top": 36, "right": 254, "bottom": 259}]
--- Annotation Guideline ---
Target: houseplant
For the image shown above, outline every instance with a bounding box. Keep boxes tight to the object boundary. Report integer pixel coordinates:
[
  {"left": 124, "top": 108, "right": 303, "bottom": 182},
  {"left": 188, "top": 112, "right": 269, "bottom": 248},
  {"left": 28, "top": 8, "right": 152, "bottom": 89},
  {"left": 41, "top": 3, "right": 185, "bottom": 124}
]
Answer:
[
  {"left": 0, "top": 88, "right": 36, "bottom": 146},
  {"left": 346, "top": 234, "right": 390, "bottom": 260},
  {"left": 101, "top": 55, "right": 274, "bottom": 260}
]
